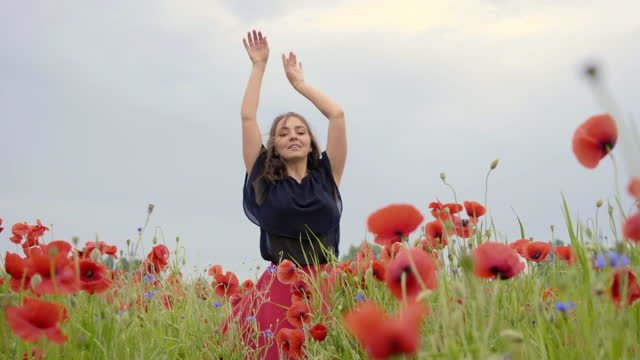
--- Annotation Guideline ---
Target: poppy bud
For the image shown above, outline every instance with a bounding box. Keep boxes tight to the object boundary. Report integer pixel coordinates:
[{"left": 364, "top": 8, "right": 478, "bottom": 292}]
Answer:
[
  {"left": 583, "top": 63, "right": 599, "bottom": 80},
  {"left": 485, "top": 230, "right": 492, "bottom": 238},
  {"left": 126, "top": 239, "right": 131, "bottom": 246},
  {"left": 585, "top": 228, "right": 593, "bottom": 239},
  {"left": 30, "top": 274, "right": 42, "bottom": 288},
  {"left": 550, "top": 225, "right": 555, "bottom": 232},
  {"left": 72, "top": 236, "right": 79, "bottom": 246},
  {"left": 608, "top": 204, "right": 614, "bottom": 215},
  {"left": 90, "top": 248, "right": 102, "bottom": 262},
  {"left": 176, "top": 237, "right": 180, "bottom": 243},
  {"left": 490, "top": 159, "right": 499, "bottom": 170},
  {"left": 596, "top": 199, "right": 603, "bottom": 208},
  {"left": 148, "top": 204, "right": 155, "bottom": 214},
  {"left": 440, "top": 173, "right": 446, "bottom": 181},
  {"left": 152, "top": 236, "right": 157, "bottom": 245},
  {"left": 500, "top": 329, "right": 524, "bottom": 344}
]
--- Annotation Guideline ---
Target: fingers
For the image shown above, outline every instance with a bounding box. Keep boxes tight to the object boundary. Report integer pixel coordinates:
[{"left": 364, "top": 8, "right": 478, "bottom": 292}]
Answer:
[
  {"left": 245, "top": 29, "right": 268, "bottom": 48},
  {"left": 247, "top": 31, "right": 254, "bottom": 47},
  {"left": 242, "top": 38, "right": 249, "bottom": 52}
]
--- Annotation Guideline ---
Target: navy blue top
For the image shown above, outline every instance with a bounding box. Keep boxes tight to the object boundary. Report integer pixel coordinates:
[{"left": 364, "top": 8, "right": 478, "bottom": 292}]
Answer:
[{"left": 243, "top": 146, "right": 342, "bottom": 264}]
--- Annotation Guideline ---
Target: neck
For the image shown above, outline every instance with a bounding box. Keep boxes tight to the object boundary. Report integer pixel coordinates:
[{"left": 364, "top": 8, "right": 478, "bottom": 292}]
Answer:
[{"left": 284, "top": 158, "right": 309, "bottom": 181}]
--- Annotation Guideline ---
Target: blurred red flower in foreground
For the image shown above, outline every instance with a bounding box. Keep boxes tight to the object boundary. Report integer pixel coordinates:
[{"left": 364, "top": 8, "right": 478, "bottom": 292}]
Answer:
[
  {"left": 524, "top": 242, "right": 553, "bottom": 262},
  {"left": 385, "top": 247, "right": 437, "bottom": 301},
  {"left": 6, "top": 297, "right": 68, "bottom": 344},
  {"left": 343, "top": 301, "right": 429, "bottom": 359},
  {"left": 472, "top": 242, "right": 524, "bottom": 280},
  {"left": 611, "top": 267, "right": 640, "bottom": 307},
  {"left": 623, "top": 212, "right": 640, "bottom": 244},
  {"left": 276, "top": 328, "right": 305, "bottom": 359},
  {"left": 554, "top": 246, "right": 577, "bottom": 266},
  {"left": 628, "top": 177, "right": 640, "bottom": 201},
  {"left": 572, "top": 113, "right": 617, "bottom": 169},
  {"left": 367, "top": 204, "right": 424, "bottom": 247}
]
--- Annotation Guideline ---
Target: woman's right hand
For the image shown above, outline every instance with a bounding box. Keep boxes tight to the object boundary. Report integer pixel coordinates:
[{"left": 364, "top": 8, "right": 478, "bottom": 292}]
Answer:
[{"left": 243, "top": 29, "right": 269, "bottom": 65}]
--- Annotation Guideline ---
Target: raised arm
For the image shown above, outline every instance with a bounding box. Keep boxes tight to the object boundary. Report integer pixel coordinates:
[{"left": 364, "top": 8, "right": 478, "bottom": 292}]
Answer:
[
  {"left": 241, "top": 30, "right": 269, "bottom": 175},
  {"left": 282, "top": 52, "right": 347, "bottom": 187}
]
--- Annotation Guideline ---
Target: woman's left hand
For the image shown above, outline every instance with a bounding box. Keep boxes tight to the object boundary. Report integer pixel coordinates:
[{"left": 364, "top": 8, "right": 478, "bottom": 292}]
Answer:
[{"left": 282, "top": 52, "right": 305, "bottom": 89}]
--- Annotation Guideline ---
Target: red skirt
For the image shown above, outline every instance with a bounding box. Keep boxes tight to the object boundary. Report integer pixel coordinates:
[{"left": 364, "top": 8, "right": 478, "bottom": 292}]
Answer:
[{"left": 221, "top": 263, "right": 331, "bottom": 360}]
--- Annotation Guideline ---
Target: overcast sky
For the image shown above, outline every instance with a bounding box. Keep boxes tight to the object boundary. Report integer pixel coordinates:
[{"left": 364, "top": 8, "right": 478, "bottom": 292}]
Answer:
[{"left": 2, "top": 0, "right": 639, "bottom": 280}]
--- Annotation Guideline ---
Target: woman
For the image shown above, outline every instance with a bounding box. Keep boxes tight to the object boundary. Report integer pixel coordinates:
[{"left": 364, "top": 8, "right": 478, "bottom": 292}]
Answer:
[{"left": 224, "top": 30, "right": 347, "bottom": 359}]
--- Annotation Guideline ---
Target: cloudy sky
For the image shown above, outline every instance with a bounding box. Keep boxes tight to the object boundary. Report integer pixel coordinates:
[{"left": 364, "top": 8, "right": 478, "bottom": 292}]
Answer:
[{"left": 2, "top": 0, "right": 639, "bottom": 280}]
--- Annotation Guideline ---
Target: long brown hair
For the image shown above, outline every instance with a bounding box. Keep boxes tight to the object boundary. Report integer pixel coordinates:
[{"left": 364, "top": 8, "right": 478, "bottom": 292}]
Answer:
[{"left": 258, "top": 112, "right": 321, "bottom": 185}]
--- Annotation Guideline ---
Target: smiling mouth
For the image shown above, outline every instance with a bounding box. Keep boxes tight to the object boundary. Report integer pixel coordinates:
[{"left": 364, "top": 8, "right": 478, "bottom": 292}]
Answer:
[{"left": 288, "top": 145, "right": 301, "bottom": 150}]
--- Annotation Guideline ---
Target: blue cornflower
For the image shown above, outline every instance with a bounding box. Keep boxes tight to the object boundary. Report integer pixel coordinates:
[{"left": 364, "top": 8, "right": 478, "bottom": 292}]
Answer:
[
  {"left": 137, "top": 227, "right": 142, "bottom": 232},
  {"left": 355, "top": 293, "right": 366, "bottom": 303},
  {"left": 118, "top": 310, "right": 129, "bottom": 317},
  {"left": 144, "top": 291, "right": 157, "bottom": 298},
  {"left": 143, "top": 274, "right": 154, "bottom": 282},
  {"left": 247, "top": 316, "right": 256, "bottom": 322},
  {"left": 595, "top": 252, "right": 630, "bottom": 269},
  {"left": 608, "top": 251, "right": 630, "bottom": 268},
  {"left": 262, "top": 329, "right": 273, "bottom": 338},
  {"left": 213, "top": 302, "right": 223, "bottom": 308},
  {"left": 266, "top": 264, "right": 277, "bottom": 274},
  {"left": 555, "top": 301, "right": 574, "bottom": 312}
]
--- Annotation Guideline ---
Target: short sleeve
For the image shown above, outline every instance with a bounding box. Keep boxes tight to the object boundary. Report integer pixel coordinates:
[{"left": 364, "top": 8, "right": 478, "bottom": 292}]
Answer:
[
  {"left": 243, "top": 145, "right": 267, "bottom": 226},
  {"left": 319, "top": 151, "right": 343, "bottom": 215}
]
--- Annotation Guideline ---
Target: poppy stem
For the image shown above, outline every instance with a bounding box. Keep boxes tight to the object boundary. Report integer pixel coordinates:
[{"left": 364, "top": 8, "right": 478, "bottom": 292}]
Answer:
[{"left": 609, "top": 153, "right": 628, "bottom": 224}]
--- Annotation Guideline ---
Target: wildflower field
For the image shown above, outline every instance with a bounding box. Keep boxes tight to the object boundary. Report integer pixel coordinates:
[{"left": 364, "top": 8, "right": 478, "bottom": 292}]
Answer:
[{"left": 1, "top": 69, "right": 640, "bottom": 360}]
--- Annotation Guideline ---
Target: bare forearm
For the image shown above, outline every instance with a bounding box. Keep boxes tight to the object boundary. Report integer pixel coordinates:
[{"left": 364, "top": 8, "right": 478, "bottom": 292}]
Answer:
[
  {"left": 294, "top": 82, "right": 344, "bottom": 120},
  {"left": 240, "top": 62, "right": 267, "bottom": 121}
]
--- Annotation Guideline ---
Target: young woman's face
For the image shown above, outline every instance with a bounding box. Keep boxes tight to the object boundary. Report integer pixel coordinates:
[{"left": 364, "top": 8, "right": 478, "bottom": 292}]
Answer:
[{"left": 274, "top": 116, "right": 312, "bottom": 161}]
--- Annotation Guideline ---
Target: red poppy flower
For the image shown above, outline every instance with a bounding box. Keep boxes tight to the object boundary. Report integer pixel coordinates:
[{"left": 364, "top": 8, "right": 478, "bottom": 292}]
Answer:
[
  {"left": 0, "top": 218, "right": 4, "bottom": 235},
  {"left": 371, "top": 260, "right": 387, "bottom": 281},
  {"left": 161, "top": 293, "right": 174, "bottom": 310},
  {"left": 242, "top": 279, "right": 254, "bottom": 292},
  {"left": 423, "top": 220, "right": 447, "bottom": 249},
  {"left": 367, "top": 204, "right": 424, "bottom": 247},
  {"left": 309, "top": 323, "right": 327, "bottom": 341},
  {"left": 611, "top": 267, "right": 640, "bottom": 307},
  {"left": 5, "top": 252, "right": 33, "bottom": 291},
  {"left": 147, "top": 244, "right": 170, "bottom": 270},
  {"left": 428, "top": 201, "right": 462, "bottom": 222},
  {"left": 343, "top": 301, "right": 428, "bottom": 359},
  {"left": 628, "top": 178, "right": 640, "bottom": 201},
  {"left": 208, "top": 264, "right": 223, "bottom": 277},
  {"left": 213, "top": 271, "right": 240, "bottom": 297},
  {"left": 29, "top": 252, "right": 80, "bottom": 295},
  {"left": 6, "top": 297, "right": 68, "bottom": 344},
  {"left": 277, "top": 259, "right": 299, "bottom": 284},
  {"left": 84, "top": 241, "right": 118, "bottom": 259},
  {"left": 554, "top": 246, "right": 577, "bottom": 266},
  {"left": 286, "top": 301, "right": 312, "bottom": 327},
  {"left": 10, "top": 222, "right": 29, "bottom": 244},
  {"left": 452, "top": 216, "right": 477, "bottom": 238},
  {"left": 291, "top": 279, "right": 312, "bottom": 303},
  {"left": 572, "top": 113, "right": 617, "bottom": 169},
  {"left": 524, "top": 242, "right": 552, "bottom": 262},
  {"left": 623, "top": 212, "right": 640, "bottom": 243},
  {"left": 356, "top": 241, "right": 374, "bottom": 265},
  {"left": 508, "top": 239, "right": 531, "bottom": 256},
  {"left": 385, "top": 247, "right": 437, "bottom": 301},
  {"left": 380, "top": 242, "right": 403, "bottom": 263},
  {"left": 276, "top": 328, "right": 305, "bottom": 359},
  {"left": 472, "top": 242, "right": 525, "bottom": 280},
  {"left": 464, "top": 201, "right": 486, "bottom": 218},
  {"left": 78, "top": 259, "right": 112, "bottom": 294},
  {"left": 543, "top": 287, "right": 559, "bottom": 301}
]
